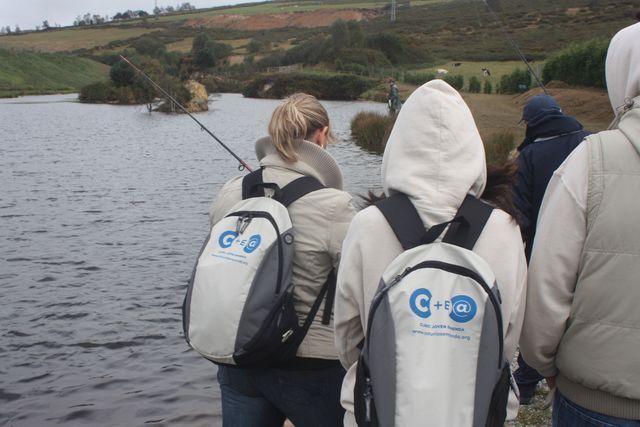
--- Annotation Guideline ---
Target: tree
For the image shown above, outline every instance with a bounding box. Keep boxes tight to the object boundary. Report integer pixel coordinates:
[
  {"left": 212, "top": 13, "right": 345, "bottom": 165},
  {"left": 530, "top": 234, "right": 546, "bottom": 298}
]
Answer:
[
  {"left": 15, "top": 25, "right": 20, "bottom": 33},
  {"left": 347, "top": 20, "right": 365, "bottom": 48},
  {"left": 178, "top": 3, "right": 196, "bottom": 11},
  {"left": 132, "top": 37, "right": 166, "bottom": 57},
  {"left": 42, "top": 20, "right": 50, "bottom": 30},
  {"left": 329, "top": 20, "right": 350, "bottom": 54},
  {"left": 110, "top": 60, "right": 136, "bottom": 87}
]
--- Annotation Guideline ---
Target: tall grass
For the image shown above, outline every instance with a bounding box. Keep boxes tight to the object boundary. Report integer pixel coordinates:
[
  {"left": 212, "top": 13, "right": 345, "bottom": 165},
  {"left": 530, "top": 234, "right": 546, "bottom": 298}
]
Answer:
[
  {"left": 484, "top": 130, "right": 516, "bottom": 165},
  {"left": 350, "top": 111, "right": 396, "bottom": 153},
  {"left": 351, "top": 113, "right": 518, "bottom": 164}
]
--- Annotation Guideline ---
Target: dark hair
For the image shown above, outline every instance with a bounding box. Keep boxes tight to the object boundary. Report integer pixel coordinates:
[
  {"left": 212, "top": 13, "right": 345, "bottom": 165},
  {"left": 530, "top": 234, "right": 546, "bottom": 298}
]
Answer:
[
  {"left": 358, "top": 160, "right": 521, "bottom": 225},
  {"left": 483, "top": 160, "right": 520, "bottom": 223},
  {"left": 636, "top": 11, "right": 640, "bottom": 21}
]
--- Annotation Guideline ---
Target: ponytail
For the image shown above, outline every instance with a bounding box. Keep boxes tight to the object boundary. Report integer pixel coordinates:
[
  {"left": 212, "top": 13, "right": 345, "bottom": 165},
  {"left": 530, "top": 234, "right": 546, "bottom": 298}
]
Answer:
[{"left": 268, "top": 93, "right": 334, "bottom": 162}]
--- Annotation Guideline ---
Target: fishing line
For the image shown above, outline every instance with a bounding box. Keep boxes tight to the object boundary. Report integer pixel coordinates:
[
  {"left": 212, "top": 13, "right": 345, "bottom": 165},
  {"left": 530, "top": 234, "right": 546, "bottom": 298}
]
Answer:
[
  {"left": 479, "top": 0, "right": 549, "bottom": 95},
  {"left": 119, "top": 55, "right": 253, "bottom": 172}
]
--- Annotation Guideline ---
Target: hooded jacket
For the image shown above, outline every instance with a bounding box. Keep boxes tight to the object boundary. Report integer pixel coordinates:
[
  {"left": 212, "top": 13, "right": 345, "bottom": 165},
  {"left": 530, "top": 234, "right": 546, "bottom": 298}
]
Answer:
[
  {"left": 521, "top": 22, "right": 640, "bottom": 419},
  {"left": 514, "top": 111, "right": 590, "bottom": 261},
  {"left": 209, "top": 137, "right": 356, "bottom": 360},
  {"left": 334, "top": 80, "right": 527, "bottom": 426}
]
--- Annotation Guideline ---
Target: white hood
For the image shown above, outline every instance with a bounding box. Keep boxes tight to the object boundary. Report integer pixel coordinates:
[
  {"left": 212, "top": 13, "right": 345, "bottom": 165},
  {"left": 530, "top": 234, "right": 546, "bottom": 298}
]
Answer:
[
  {"left": 382, "top": 79, "right": 486, "bottom": 226},
  {"left": 606, "top": 22, "right": 640, "bottom": 112}
]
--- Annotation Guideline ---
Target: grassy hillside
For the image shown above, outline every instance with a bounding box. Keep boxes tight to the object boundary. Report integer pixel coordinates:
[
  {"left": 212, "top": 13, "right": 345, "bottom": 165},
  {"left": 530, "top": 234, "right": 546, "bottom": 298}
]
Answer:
[
  {"left": 0, "top": 49, "right": 109, "bottom": 97},
  {"left": 0, "top": 0, "right": 636, "bottom": 98},
  {"left": 0, "top": 28, "right": 159, "bottom": 52}
]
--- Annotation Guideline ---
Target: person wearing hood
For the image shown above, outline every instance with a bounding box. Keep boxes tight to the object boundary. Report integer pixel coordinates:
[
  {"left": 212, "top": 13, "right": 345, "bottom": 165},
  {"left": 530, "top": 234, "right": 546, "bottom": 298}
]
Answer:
[
  {"left": 512, "top": 95, "right": 590, "bottom": 404},
  {"left": 209, "top": 93, "right": 356, "bottom": 426},
  {"left": 520, "top": 22, "right": 640, "bottom": 425},
  {"left": 334, "top": 79, "right": 527, "bottom": 425}
]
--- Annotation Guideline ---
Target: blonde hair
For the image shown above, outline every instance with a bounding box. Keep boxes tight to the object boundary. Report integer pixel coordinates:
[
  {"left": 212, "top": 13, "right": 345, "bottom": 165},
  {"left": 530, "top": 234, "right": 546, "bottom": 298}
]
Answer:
[{"left": 268, "top": 93, "right": 335, "bottom": 162}]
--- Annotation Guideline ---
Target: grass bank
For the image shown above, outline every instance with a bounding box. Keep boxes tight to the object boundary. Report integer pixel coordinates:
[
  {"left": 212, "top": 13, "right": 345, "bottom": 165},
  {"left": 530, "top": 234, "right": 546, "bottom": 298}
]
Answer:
[{"left": 0, "top": 49, "right": 109, "bottom": 97}]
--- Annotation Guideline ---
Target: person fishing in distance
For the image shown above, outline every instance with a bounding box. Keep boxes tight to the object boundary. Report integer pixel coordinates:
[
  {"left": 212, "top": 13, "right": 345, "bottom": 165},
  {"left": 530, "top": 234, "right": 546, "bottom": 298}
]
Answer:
[{"left": 387, "top": 78, "right": 402, "bottom": 114}]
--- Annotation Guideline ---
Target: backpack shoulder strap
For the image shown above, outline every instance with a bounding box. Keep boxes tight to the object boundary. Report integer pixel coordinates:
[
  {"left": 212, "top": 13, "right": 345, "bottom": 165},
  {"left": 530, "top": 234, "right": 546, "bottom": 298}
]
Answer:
[
  {"left": 278, "top": 176, "right": 325, "bottom": 207},
  {"left": 242, "top": 170, "right": 325, "bottom": 206},
  {"left": 375, "top": 193, "right": 426, "bottom": 250},
  {"left": 442, "top": 195, "right": 493, "bottom": 250},
  {"left": 242, "top": 168, "right": 265, "bottom": 199}
]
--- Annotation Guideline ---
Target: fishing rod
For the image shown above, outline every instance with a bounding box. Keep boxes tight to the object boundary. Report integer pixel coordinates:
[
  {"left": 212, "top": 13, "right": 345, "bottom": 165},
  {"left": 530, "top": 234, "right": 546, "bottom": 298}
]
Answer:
[
  {"left": 119, "top": 55, "right": 253, "bottom": 172},
  {"left": 480, "top": 1, "right": 549, "bottom": 95}
]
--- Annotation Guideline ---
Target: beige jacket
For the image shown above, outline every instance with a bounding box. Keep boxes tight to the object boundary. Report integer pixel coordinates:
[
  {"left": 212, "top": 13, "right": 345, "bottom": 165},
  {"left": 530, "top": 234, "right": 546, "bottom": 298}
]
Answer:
[
  {"left": 520, "top": 23, "right": 640, "bottom": 419},
  {"left": 334, "top": 81, "right": 527, "bottom": 426},
  {"left": 209, "top": 137, "right": 356, "bottom": 360}
]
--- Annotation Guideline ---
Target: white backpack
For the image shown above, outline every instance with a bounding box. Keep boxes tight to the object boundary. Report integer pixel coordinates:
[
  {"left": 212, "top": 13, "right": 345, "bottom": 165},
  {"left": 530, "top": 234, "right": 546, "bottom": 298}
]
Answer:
[
  {"left": 355, "top": 194, "right": 511, "bottom": 427},
  {"left": 183, "top": 169, "right": 335, "bottom": 367}
]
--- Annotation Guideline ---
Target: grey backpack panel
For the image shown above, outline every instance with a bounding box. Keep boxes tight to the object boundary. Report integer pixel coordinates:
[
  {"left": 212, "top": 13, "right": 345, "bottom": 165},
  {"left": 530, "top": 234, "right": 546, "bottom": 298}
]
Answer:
[
  {"left": 472, "top": 285, "right": 503, "bottom": 426},
  {"left": 367, "top": 290, "right": 397, "bottom": 427},
  {"left": 235, "top": 230, "right": 295, "bottom": 350}
]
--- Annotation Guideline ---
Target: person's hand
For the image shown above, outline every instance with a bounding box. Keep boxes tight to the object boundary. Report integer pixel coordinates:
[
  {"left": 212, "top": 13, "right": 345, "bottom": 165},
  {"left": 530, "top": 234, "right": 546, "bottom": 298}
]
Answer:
[{"left": 545, "top": 376, "right": 557, "bottom": 389}]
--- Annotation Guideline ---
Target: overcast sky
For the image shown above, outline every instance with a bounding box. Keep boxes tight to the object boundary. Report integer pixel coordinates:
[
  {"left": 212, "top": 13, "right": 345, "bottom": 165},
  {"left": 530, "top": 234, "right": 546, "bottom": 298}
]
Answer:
[{"left": 1, "top": 0, "right": 262, "bottom": 30}]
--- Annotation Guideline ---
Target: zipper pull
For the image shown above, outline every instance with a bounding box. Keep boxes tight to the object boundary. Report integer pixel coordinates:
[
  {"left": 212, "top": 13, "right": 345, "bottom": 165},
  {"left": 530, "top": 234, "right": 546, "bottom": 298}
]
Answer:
[
  {"left": 235, "top": 214, "right": 252, "bottom": 234},
  {"left": 281, "top": 329, "right": 294, "bottom": 343},
  {"left": 364, "top": 377, "right": 373, "bottom": 422}
]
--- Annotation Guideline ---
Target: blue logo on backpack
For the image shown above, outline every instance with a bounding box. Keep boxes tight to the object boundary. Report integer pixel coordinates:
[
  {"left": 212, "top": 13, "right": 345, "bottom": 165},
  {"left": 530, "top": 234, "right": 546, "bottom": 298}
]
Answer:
[
  {"left": 219, "top": 231, "right": 239, "bottom": 248},
  {"left": 449, "top": 295, "right": 477, "bottom": 323},
  {"left": 244, "top": 234, "right": 261, "bottom": 253},
  {"left": 410, "top": 288, "right": 432, "bottom": 318}
]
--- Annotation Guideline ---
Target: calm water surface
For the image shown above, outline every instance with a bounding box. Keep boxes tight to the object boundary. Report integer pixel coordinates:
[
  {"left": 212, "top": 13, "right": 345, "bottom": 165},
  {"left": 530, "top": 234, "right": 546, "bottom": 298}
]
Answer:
[{"left": 0, "top": 93, "right": 386, "bottom": 426}]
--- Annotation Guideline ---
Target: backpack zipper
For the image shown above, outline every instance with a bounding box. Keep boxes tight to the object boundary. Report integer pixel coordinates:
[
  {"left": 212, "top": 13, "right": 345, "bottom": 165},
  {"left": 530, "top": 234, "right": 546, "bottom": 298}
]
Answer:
[{"left": 226, "top": 210, "right": 284, "bottom": 294}]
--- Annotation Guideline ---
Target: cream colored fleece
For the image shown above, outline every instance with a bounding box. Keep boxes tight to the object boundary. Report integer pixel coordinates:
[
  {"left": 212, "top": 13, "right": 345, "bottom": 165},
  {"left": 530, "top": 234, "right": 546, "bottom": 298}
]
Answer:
[
  {"left": 209, "top": 138, "right": 356, "bottom": 359},
  {"left": 334, "top": 80, "right": 527, "bottom": 425}
]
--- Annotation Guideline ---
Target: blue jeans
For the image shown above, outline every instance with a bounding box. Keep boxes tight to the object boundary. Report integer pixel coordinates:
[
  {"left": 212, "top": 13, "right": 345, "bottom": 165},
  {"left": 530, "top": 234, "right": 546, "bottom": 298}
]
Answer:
[
  {"left": 217, "top": 363, "right": 345, "bottom": 427},
  {"left": 514, "top": 353, "right": 544, "bottom": 400},
  {"left": 553, "top": 391, "right": 640, "bottom": 426}
]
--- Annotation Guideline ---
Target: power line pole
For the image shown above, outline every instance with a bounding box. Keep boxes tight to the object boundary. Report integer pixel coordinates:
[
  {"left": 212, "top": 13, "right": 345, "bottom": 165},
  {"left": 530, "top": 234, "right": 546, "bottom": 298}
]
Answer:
[{"left": 391, "top": 0, "right": 396, "bottom": 22}]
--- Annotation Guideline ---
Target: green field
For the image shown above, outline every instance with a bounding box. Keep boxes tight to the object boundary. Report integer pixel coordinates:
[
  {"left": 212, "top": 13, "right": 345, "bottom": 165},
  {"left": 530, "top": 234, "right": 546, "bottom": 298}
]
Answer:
[
  {"left": 0, "top": 49, "right": 109, "bottom": 96},
  {"left": 0, "top": 27, "right": 160, "bottom": 52},
  {"left": 421, "top": 61, "right": 542, "bottom": 89}
]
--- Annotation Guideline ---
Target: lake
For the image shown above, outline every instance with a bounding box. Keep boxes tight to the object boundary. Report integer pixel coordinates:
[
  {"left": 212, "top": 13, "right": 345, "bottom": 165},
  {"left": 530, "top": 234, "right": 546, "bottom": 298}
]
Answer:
[{"left": 0, "top": 93, "right": 387, "bottom": 426}]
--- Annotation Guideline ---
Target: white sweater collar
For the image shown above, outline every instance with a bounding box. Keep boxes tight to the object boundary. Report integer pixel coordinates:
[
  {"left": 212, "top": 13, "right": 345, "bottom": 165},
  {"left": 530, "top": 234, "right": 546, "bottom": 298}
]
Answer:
[{"left": 255, "top": 137, "right": 344, "bottom": 190}]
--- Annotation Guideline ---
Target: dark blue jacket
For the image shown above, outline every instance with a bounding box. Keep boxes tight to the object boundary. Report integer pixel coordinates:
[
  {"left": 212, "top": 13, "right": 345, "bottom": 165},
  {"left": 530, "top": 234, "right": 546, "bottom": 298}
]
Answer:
[{"left": 514, "top": 112, "right": 590, "bottom": 261}]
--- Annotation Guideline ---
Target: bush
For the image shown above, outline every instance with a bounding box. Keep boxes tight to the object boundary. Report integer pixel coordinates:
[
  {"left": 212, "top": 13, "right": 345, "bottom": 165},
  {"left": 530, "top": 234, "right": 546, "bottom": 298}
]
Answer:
[
  {"left": 497, "top": 68, "right": 531, "bottom": 94},
  {"left": 132, "top": 36, "right": 166, "bottom": 58},
  {"left": 79, "top": 81, "right": 118, "bottom": 103},
  {"left": 365, "top": 33, "right": 404, "bottom": 65},
  {"left": 468, "top": 76, "right": 481, "bottom": 93},
  {"left": 335, "top": 48, "right": 392, "bottom": 69},
  {"left": 281, "top": 37, "right": 328, "bottom": 66},
  {"left": 350, "top": 111, "right": 396, "bottom": 153},
  {"left": 443, "top": 74, "right": 464, "bottom": 91},
  {"left": 542, "top": 38, "right": 608, "bottom": 88},
  {"left": 403, "top": 72, "right": 435, "bottom": 86},
  {"left": 243, "top": 73, "right": 375, "bottom": 100},
  {"left": 483, "top": 80, "right": 493, "bottom": 94}
]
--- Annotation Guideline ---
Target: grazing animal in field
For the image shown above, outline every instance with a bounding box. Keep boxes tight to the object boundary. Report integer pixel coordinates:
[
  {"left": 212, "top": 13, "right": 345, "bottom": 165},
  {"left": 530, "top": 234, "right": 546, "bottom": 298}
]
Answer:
[
  {"left": 482, "top": 67, "right": 491, "bottom": 77},
  {"left": 453, "top": 62, "right": 462, "bottom": 67},
  {"left": 436, "top": 68, "right": 448, "bottom": 75}
]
